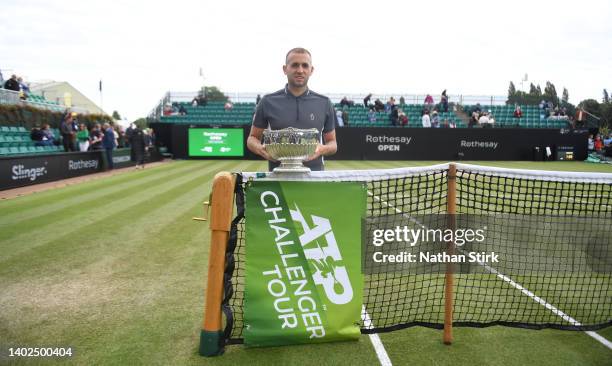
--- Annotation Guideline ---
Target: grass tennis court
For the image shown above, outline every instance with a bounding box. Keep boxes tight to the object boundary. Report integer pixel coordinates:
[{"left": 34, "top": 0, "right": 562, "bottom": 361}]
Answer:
[{"left": 1, "top": 160, "right": 611, "bottom": 365}]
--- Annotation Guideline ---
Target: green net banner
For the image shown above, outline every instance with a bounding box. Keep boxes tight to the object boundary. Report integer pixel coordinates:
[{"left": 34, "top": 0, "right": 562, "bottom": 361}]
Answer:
[{"left": 244, "top": 181, "right": 365, "bottom": 347}]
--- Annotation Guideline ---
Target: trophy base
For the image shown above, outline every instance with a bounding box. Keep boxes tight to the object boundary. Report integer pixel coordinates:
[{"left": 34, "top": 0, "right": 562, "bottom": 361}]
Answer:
[{"left": 272, "top": 159, "right": 311, "bottom": 173}]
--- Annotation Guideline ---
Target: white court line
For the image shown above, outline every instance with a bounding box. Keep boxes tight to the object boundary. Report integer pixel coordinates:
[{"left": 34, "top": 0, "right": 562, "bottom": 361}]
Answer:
[
  {"left": 367, "top": 190, "right": 612, "bottom": 350},
  {"left": 362, "top": 306, "right": 393, "bottom": 366}
]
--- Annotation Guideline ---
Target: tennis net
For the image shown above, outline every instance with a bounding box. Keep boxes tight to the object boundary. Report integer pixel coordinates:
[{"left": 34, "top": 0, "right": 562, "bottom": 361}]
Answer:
[{"left": 220, "top": 163, "right": 612, "bottom": 345}]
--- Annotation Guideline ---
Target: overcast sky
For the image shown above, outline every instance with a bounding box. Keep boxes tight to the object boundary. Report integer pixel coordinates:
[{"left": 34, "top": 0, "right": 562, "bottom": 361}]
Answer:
[{"left": 1, "top": 0, "right": 610, "bottom": 121}]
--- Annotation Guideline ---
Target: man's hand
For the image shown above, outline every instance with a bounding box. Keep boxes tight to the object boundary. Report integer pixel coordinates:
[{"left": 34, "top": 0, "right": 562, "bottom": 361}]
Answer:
[
  {"left": 304, "top": 143, "right": 327, "bottom": 161},
  {"left": 247, "top": 126, "right": 278, "bottom": 162},
  {"left": 304, "top": 130, "right": 337, "bottom": 161}
]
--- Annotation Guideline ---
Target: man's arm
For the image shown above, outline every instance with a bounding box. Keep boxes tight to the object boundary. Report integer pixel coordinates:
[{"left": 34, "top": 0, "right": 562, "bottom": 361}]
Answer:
[
  {"left": 305, "top": 130, "right": 337, "bottom": 161},
  {"left": 247, "top": 125, "right": 276, "bottom": 161}
]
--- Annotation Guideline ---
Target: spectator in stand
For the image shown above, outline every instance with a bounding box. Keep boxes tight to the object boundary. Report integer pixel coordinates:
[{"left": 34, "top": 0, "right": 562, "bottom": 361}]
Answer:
[
  {"left": 594, "top": 135, "right": 603, "bottom": 152},
  {"left": 398, "top": 109, "right": 408, "bottom": 126},
  {"left": 17, "top": 77, "right": 30, "bottom": 98},
  {"left": 368, "top": 108, "right": 377, "bottom": 123},
  {"left": 76, "top": 123, "right": 90, "bottom": 152},
  {"left": 374, "top": 98, "right": 385, "bottom": 112},
  {"left": 488, "top": 112, "right": 496, "bottom": 126},
  {"left": 89, "top": 124, "right": 103, "bottom": 150},
  {"left": 363, "top": 93, "right": 372, "bottom": 108},
  {"left": 3, "top": 74, "right": 20, "bottom": 91},
  {"left": 587, "top": 134, "right": 595, "bottom": 152},
  {"left": 129, "top": 124, "right": 147, "bottom": 169},
  {"left": 198, "top": 94, "right": 208, "bottom": 107},
  {"left": 342, "top": 108, "right": 349, "bottom": 127},
  {"left": 41, "top": 124, "right": 56, "bottom": 145},
  {"left": 335, "top": 109, "right": 344, "bottom": 127},
  {"left": 178, "top": 104, "right": 187, "bottom": 115},
  {"left": 191, "top": 98, "right": 198, "bottom": 107},
  {"left": 422, "top": 110, "right": 431, "bottom": 128},
  {"left": 424, "top": 94, "right": 434, "bottom": 111},
  {"left": 102, "top": 123, "right": 117, "bottom": 169},
  {"left": 256, "top": 94, "right": 262, "bottom": 105},
  {"left": 479, "top": 112, "right": 491, "bottom": 127},
  {"left": 385, "top": 97, "right": 395, "bottom": 113},
  {"left": 514, "top": 105, "right": 523, "bottom": 118},
  {"left": 224, "top": 99, "right": 233, "bottom": 111},
  {"left": 389, "top": 103, "right": 399, "bottom": 126},
  {"left": 441, "top": 90, "right": 449, "bottom": 112},
  {"left": 30, "top": 126, "right": 45, "bottom": 146},
  {"left": 468, "top": 111, "right": 479, "bottom": 128},
  {"left": 163, "top": 103, "right": 173, "bottom": 116},
  {"left": 60, "top": 113, "right": 76, "bottom": 151},
  {"left": 340, "top": 96, "right": 351, "bottom": 108},
  {"left": 399, "top": 96, "right": 406, "bottom": 107},
  {"left": 431, "top": 110, "right": 440, "bottom": 128}
]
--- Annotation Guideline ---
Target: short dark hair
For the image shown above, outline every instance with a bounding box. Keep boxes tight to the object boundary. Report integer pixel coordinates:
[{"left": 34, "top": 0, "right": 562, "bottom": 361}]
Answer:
[{"left": 285, "top": 47, "right": 311, "bottom": 64}]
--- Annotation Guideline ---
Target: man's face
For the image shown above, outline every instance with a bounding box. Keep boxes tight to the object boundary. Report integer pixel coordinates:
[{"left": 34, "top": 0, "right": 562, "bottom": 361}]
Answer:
[{"left": 283, "top": 52, "right": 313, "bottom": 89}]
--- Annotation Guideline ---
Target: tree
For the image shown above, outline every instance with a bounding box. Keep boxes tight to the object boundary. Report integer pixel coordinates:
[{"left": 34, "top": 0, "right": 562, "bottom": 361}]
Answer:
[
  {"left": 202, "top": 86, "right": 228, "bottom": 102},
  {"left": 562, "top": 88, "right": 569, "bottom": 104},
  {"left": 112, "top": 110, "right": 121, "bottom": 120},
  {"left": 543, "top": 81, "right": 559, "bottom": 105},
  {"left": 529, "top": 83, "right": 539, "bottom": 96},
  {"left": 508, "top": 81, "right": 516, "bottom": 99},
  {"left": 132, "top": 117, "right": 147, "bottom": 129},
  {"left": 603, "top": 89, "right": 610, "bottom": 104}
]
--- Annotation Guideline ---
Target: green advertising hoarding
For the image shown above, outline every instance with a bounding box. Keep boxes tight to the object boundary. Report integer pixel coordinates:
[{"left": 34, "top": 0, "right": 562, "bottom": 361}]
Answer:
[
  {"left": 244, "top": 181, "right": 365, "bottom": 347},
  {"left": 188, "top": 128, "right": 244, "bottom": 157}
]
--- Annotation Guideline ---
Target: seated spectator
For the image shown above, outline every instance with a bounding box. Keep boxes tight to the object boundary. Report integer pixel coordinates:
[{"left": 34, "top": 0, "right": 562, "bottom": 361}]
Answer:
[
  {"left": 191, "top": 97, "right": 199, "bottom": 107},
  {"left": 198, "top": 94, "right": 208, "bottom": 107},
  {"left": 422, "top": 110, "right": 431, "bottom": 128},
  {"left": 469, "top": 111, "right": 479, "bottom": 128},
  {"left": 163, "top": 103, "right": 173, "bottom": 116},
  {"left": 30, "top": 126, "right": 45, "bottom": 145},
  {"left": 41, "top": 124, "right": 56, "bottom": 145},
  {"left": 374, "top": 99, "right": 385, "bottom": 112},
  {"left": 399, "top": 96, "right": 406, "bottom": 106},
  {"left": 3, "top": 74, "right": 20, "bottom": 91},
  {"left": 473, "top": 103, "right": 482, "bottom": 113},
  {"left": 431, "top": 110, "right": 440, "bottom": 128},
  {"left": 368, "top": 108, "right": 377, "bottom": 123},
  {"left": 363, "top": 93, "right": 372, "bottom": 108},
  {"left": 340, "top": 96, "right": 352, "bottom": 108},
  {"left": 514, "top": 105, "right": 522, "bottom": 118},
  {"left": 224, "top": 99, "right": 233, "bottom": 111},
  {"left": 256, "top": 94, "right": 262, "bottom": 105},
  {"left": 488, "top": 112, "right": 496, "bottom": 125},
  {"left": 178, "top": 104, "right": 187, "bottom": 115},
  {"left": 478, "top": 112, "right": 490, "bottom": 127},
  {"left": 398, "top": 110, "right": 408, "bottom": 126}
]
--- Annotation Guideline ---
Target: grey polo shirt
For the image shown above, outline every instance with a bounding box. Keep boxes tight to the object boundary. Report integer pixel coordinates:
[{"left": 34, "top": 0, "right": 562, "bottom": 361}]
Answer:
[{"left": 252, "top": 85, "right": 336, "bottom": 171}]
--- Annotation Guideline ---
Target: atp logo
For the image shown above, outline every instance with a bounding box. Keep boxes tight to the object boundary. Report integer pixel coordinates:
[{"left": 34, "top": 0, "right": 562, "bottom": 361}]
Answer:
[{"left": 290, "top": 205, "right": 354, "bottom": 305}]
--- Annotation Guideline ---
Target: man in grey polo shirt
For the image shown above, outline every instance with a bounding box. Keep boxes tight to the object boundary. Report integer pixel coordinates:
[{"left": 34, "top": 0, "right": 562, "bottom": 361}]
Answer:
[{"left": 247, "top": 47, "right": 337, "bottom": 171}]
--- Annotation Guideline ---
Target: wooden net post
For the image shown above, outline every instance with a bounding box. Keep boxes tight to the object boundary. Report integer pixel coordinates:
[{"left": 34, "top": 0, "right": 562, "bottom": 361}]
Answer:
[
  {"left": 199, "top": 172, "right": 235, "bottom": 356},
  {"left": 444, "top": 164, "right": 457, "bottom": 345}
]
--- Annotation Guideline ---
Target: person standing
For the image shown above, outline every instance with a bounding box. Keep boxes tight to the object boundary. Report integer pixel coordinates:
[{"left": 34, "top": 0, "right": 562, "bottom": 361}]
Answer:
[
  {"left": 247, "top": 47, "right": 337, "bottom": 171},
  {"left": 60, "top": 113, "right": 76, "bottom": 152},
  {"left": 102, "top": 123, "right": 117, "bottom": 169},
  {"left": 129, "top": 125, "right": 146, "bottom": 169},
  {"left": 76, "top": 123, "right": 90, "bottom": 151}
]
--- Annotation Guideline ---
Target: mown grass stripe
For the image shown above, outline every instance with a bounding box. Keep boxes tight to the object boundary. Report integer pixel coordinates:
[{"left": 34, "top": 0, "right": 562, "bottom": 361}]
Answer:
[
  {"left": 0, "top": 161, "right": 188, "bottom": 211},
  {"left": 0, "top": 162, "right": 201, "bottom": 227},
  {"left": 0, "top": 161, "right": 239, "bottom": 266}
]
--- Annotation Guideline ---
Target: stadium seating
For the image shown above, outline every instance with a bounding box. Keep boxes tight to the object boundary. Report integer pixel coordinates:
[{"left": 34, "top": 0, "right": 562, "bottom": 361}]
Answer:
[
  {"left": 158, "top": 101, "right": 571, "bottom": 130},
  {"left": 0, "top": 124, "right": 63, "bottom": 156}
]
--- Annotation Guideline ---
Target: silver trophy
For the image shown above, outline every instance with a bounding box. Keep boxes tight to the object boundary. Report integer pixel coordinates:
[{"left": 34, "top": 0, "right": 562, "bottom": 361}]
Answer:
[{"left": 263, "top": 127, "right": 319, "bottom": 172}]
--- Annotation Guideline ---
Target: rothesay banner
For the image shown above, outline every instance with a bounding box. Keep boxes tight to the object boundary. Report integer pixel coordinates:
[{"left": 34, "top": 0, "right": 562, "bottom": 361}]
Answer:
[{"left": 244, "top": 181, "right": 365, "bottom": 347}]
